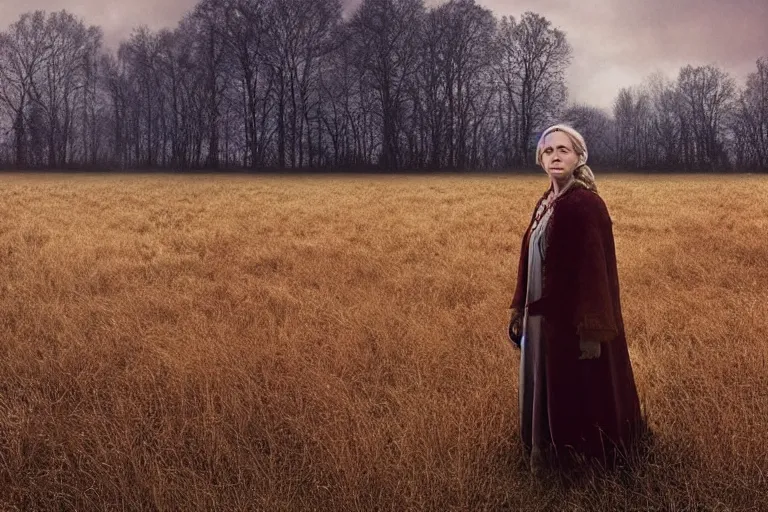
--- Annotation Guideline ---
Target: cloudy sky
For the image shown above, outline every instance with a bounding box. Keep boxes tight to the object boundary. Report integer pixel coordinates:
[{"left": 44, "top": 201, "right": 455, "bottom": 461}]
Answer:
[{"left": 1, "top": 0, "right": 765, "bottom": 110}]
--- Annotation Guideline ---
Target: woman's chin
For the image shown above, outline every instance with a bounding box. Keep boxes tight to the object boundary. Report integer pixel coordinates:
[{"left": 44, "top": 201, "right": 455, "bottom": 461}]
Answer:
[{"left": 548, "top": 170, "right": 569, "bottom": 180}]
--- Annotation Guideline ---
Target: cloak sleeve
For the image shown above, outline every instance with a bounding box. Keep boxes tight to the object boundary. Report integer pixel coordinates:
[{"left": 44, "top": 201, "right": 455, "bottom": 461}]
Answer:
[
  {"left": 523, "top": 189, "right": 621, "bottom": 343},
  {"left": 569, "top": 194, "right": 620, "bottom": 343}
]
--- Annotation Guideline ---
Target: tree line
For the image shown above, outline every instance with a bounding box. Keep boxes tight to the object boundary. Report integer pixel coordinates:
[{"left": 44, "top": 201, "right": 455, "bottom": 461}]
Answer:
[{"left": 0, "top": 0, "right": 766, "bottom": 172}]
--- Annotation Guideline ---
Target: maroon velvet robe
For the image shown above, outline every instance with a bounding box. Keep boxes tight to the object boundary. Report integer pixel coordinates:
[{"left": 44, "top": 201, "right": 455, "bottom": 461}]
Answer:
[{"left": 511, "top": 182, "right": 643, "bottom": 469}]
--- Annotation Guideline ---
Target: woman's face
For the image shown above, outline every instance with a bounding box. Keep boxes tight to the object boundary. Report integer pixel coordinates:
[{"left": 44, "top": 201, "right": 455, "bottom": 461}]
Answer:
[{"left": 539, "top": 131, "right": 580, "bottom": 183}]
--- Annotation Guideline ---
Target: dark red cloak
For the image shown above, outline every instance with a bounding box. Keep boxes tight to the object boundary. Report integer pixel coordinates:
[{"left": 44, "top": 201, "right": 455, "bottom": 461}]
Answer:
[{"left": 511, "top": 183, "right": 644, "bottom": 469}]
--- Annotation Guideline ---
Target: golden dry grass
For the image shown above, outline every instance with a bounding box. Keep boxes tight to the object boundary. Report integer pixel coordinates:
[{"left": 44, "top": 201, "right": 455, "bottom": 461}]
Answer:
[{"left": 0, "top": 172, "right": 766, "bottom": 511}]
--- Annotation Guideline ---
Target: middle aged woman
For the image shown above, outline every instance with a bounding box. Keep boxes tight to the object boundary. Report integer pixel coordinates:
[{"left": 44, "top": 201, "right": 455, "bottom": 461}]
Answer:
[{"left": 507, "top": 124, "right": 644, "bottom": 474}]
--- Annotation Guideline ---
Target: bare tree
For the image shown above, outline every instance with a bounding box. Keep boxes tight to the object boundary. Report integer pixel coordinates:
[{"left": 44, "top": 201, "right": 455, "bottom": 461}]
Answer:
[
  {"left": 27, "top": 11, "right": 102, "bottom": 167},
  {"left": 188, "top": 0, "right": 232, "bottom": 169},
  {"left": 676, "top": 64, "right": 736, "bottom": 170},
  {"left": 118, "top": 27, "right": 164, "bottom": 167},
  {"left": 644, "top": 71, "right": 682, "bottom": 169},
  {"left": 562, "top": 104, "right": 614, "bottom": 165},
  {"left": 263, "top": 0, "right": 341, "bottom": 169},
  {"left": 347, "top": 0, "right": 426, "bottom": 170},
  {"left": 100, "top": 51, "right": 128, "bottom": 167},
  {"left": 494, "top": 12, "right": 571, "bottom": 167},
  {"left": 318, "top": 28, "right": 369, "bottom": 168},
  {"left": 414, "top": 7, "right": 445, "bottom": 168},
  {"left": 612, "top": 86, "right": 656, "bottom": 169},
  {"left": 0, "top": 11, "right": 49, "bottom": 168},
  {"left": 730, "top": 58, "right": 768, "bottom": 169},
  {"left": 416, "top": 0, "right": 495, "bottom": 169},
  {"left": 217, "top": 0, "right": 274, "bottom": 168}
]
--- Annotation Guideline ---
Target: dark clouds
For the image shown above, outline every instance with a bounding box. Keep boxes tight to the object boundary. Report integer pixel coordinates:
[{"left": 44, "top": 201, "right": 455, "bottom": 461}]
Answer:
[
  {"left": 609, "top": 0, "right": 768, "bottom": 68},
  {"left": 2, "top": 0, "right": 765, "bottom": 109},
  {"left": 480, "top": 0, "right": 767, "bottom": 108},
  {"left": 0, "top": 0, "right": 198, "bottom": 47}
]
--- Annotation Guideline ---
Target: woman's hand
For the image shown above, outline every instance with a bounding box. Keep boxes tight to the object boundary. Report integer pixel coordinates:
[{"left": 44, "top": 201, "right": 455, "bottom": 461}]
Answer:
[
  {"left": 579, "top": 340, "right": 601, "bottom": 359},
  {"left": 508, "top": 309, "right": 523, "bottom": 349}
]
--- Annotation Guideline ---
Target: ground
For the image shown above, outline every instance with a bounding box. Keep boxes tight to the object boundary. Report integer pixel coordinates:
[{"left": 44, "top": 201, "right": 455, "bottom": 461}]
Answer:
[{"left": 0, "top": 172, "right": 766, "bottom": 510}]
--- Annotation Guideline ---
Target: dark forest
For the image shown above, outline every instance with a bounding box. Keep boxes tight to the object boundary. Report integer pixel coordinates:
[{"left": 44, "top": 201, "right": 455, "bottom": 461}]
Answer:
[{"left": 1, "top": 0, "right": 766, "bottom": 172}]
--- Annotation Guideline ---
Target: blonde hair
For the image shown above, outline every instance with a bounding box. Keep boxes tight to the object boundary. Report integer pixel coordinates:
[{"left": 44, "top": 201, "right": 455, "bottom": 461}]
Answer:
[{"left": 535, "top": 124, "right": 597, "bottom": 193}]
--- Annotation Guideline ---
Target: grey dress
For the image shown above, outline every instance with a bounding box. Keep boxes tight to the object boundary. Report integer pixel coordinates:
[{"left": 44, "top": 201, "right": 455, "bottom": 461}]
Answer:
[{"left": 519, "top": 180, "right": 576, "bottom": 469}]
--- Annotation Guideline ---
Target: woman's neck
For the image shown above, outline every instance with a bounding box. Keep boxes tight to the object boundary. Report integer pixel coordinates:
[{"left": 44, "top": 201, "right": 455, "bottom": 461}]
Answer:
[{"left": 551, "top": 176, "right": 575, "bottom": 196}]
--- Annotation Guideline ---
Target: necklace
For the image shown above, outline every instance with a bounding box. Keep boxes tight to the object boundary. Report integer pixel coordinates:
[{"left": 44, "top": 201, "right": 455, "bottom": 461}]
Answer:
[
  {"left": 531, "top": 178, "right": 575, "bottom": 230},
  {"left": 531, "top": 193, "right": 553, "bottom": 230}
]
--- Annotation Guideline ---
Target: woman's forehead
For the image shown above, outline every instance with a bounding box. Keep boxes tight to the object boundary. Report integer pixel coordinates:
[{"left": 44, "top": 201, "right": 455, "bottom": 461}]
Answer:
[{"left": 542, "top": 131, "right": 574, "bottom": 149}]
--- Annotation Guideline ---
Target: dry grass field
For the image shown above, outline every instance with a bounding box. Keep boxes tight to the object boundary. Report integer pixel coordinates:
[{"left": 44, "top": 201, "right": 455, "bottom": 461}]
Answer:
[{"left": 0, "top": 172, "right": 766, "bottom": 511}]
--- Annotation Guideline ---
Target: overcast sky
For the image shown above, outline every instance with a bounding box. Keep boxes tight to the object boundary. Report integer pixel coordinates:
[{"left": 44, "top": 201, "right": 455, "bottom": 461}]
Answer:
[{"left": 1, "top": 0, "right": 765, "bottom": 110}]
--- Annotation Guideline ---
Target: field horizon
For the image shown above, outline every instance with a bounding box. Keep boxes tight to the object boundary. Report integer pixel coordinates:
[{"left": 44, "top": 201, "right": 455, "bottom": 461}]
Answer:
[{"left": 1, "top": 172, "right": 766, "bottom": 510}]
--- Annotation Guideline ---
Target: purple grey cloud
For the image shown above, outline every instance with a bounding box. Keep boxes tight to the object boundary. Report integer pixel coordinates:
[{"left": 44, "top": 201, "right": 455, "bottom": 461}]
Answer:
[
  {"left": 0, "top": 0, "right": 198, "bottom": 47},
  {"left": 1, "top": 0, "right": 765, "bottom": 110},
  {"left": 475, "top": 0, "right": 768, "bottom": 109}
]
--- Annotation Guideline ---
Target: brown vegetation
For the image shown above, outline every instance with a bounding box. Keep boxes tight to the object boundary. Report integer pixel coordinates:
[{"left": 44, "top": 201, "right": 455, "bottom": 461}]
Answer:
[{"left": 0, "top": 173, "right": 766, "bottom": 510}]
